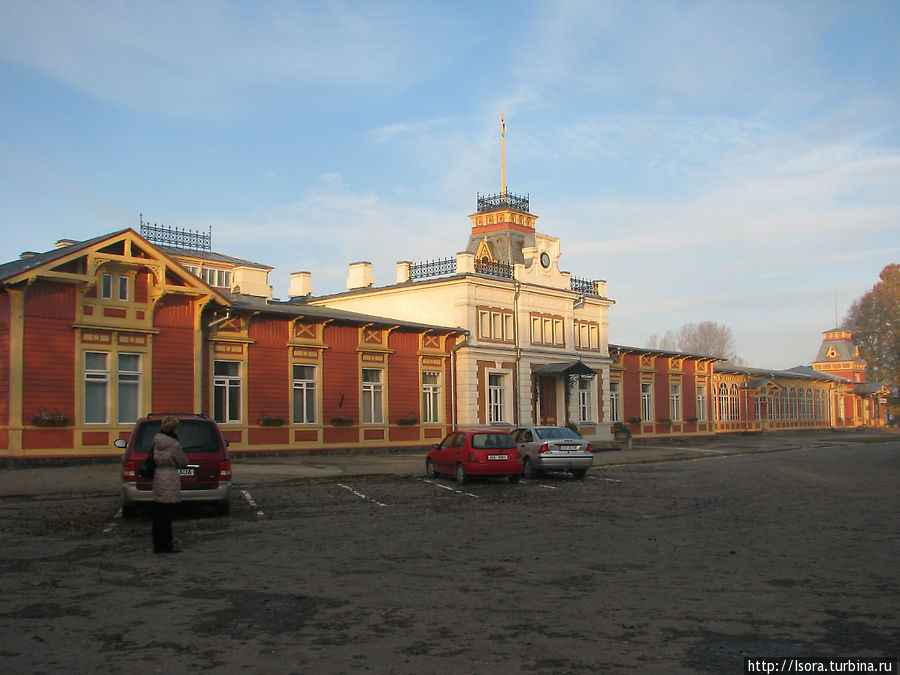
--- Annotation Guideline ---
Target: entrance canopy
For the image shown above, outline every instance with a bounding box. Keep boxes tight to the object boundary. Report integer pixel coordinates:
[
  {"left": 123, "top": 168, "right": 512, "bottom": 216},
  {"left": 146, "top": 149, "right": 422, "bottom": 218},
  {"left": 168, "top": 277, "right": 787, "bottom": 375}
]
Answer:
[{"left": 532, "top": 360, "right": 596, "bottom": 377}]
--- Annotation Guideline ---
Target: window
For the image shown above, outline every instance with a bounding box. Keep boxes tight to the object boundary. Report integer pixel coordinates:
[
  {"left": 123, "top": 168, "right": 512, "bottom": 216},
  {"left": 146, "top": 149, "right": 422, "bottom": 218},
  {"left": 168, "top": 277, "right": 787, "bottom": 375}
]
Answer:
[
  {"left": 292, "top": 365, "right": 317, "bottom": 424},
  {"left": 361, "top": 368, "right": 383, "bottom": 424},
  {"left": 696, "top": 385, "right": 707, "bottom": 421},
  {"left": 201, "top": 267, "right": 232, "bottom": 289},
  {"left": 574, "top": 321, "right": 600, "bottom": 351},
  {"left": 214, "top": 361, "right": 242, "bottom": 423},
  {"left": 422, "top": 371, "right": 441, "bottom": 424},
  {"left": 488, "top": 373, "right": 506, "bottom": 424},
  {"left": 117, "top": 353, "right": 141, "bottom": 424},
  {"left": 716, "top": 383, "right": 728, "bottom": 421},
  {"left": 478, "top": 307, "right": 513, "bottom": 342},
  {"left": 100, "top": 273, "right": 128, "bottom": 301},
  {"left": 531, "top": 313, "right": 565, "bottom": 347},
  {"left": 578, "top": 376, "right": 593, "bottom": 423},
  {"left": 670, "top": 383, "right": 681, "bottom": 422},
  {"left": 640, "top": 382, "right": 653, "bottom": 422},
  {"left": 101, "top": 274, "right": 113, "bottom": 300},
  {"left": 730, "top": 384, "right": 740, "bottom": 421},
  {"left": 479, "top": 311, "right": 491, "bottom": 339},
  {"left": 84, "top": 352, "right": 109, "bottom": 424},
  {"left": 609, "top": 381, "right": 621, "bottom": 423}
]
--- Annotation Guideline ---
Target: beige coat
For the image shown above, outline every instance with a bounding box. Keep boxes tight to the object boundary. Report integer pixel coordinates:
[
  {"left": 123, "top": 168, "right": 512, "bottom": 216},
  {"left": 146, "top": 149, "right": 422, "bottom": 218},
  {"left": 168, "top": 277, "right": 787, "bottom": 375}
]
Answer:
[{"left": 151, "top": 432, "right": 188, "bottom": 504}]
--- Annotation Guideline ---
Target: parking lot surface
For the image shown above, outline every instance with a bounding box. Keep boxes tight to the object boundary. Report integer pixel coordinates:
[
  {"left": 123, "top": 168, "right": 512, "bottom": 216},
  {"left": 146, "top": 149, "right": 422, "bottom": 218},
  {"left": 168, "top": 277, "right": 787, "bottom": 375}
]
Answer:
[{"left": 0, "top": 431, "right": 897, "bottom": 673}]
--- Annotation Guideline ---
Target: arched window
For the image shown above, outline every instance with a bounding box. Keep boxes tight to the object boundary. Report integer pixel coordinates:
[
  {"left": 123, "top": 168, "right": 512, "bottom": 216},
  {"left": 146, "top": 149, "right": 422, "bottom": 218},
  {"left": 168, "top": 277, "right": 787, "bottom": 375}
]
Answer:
[
  {"left": 717, "top": 383, "right": 728, "bottom": 421},
  {"left": 730, "top": 384, "right": 740, "bottom": 421},
  {"left": 789, "top": 388, "right": 798, "bottom": 421}
]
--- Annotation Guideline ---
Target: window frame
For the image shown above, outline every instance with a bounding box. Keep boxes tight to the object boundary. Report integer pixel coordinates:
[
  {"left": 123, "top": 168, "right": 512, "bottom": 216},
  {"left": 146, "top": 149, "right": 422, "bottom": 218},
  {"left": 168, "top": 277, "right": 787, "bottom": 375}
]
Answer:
[
  {"left": 361, "top": 368, "right": 384, "bottom": 425},
  {"left": 422, "top": 370, "right": 441, "bottom": 424},
  {"left": 213, "top": 360, "right": 242, "bottom": 424},
  {"left": 84, "top": 351, "right": 110, "bottom": 424},
  {"left": 291, "top": 363, "right": 317, "bottom": 425}
]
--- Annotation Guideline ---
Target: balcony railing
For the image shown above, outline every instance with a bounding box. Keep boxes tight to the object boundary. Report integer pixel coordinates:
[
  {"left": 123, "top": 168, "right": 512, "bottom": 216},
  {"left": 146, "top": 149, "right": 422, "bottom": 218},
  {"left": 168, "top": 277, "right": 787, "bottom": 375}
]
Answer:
[
  {"left": 140, "top": 216, "right": 212, "bottom": 251},
  {"left": 475, "top": 259, "right": 513, "bottom": 279},
  {"left": 570, "top": 276, "right": 601, "bottom": 297},
  {"left": 410, "top": 258, "right": 455, "bottom": 280},
  {"left": 476, "top": 191, "right": 530, "bottom": 214}
]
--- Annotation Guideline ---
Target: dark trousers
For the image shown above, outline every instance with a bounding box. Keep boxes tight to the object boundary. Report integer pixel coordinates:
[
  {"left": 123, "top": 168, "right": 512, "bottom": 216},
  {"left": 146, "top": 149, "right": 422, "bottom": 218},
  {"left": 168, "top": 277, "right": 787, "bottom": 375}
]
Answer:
[{"left": 152, "top": 502, "right": 176, "bottom": 552}]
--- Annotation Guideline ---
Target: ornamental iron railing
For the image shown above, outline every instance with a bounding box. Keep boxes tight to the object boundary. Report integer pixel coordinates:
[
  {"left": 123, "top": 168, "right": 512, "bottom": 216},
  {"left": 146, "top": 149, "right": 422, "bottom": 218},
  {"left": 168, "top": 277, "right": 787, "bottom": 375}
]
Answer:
[
  {"left": 140, "top": 215, "right": 212, "bottom": 251},
  {"left": 475, "top": 259, "right": 513, "bottom": 279},
  {"left": 571, "top": 276, "right": 600, "bottom": 296},
  {"left": 410, "top": 258, "right": 456, "bottom": 280},
  {"left": 476, "top": 191, "right": 530, "bottom": 214}
]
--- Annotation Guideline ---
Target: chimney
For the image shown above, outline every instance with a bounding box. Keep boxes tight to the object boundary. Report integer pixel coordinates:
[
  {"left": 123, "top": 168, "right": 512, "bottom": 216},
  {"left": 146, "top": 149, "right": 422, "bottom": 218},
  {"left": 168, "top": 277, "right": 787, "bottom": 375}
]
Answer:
[
  {"left": 346, "top": 262, "right": 374, "bottom": 290},
  {"left": 55, "top": 239, "right": 78, "bottom": 249},
  {"left": 20, "top": 251, "right": 39, "bottom": 259},
  {"left": 289, "top": 271, "right": 313, "bottom": 298}
]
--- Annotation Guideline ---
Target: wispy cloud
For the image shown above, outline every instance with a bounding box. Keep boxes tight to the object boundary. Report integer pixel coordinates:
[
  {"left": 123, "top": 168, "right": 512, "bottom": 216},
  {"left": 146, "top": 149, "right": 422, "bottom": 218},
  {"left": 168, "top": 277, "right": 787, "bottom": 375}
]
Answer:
[{"left": 0, "top": 1, "right": 460, "bottom": 117}]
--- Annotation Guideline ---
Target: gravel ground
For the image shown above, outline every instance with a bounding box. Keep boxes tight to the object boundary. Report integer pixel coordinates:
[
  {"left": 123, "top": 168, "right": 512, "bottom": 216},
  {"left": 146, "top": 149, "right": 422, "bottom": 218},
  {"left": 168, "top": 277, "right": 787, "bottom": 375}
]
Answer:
[{"left": 0, "top": 439, "right": 897, "bottom": 673}]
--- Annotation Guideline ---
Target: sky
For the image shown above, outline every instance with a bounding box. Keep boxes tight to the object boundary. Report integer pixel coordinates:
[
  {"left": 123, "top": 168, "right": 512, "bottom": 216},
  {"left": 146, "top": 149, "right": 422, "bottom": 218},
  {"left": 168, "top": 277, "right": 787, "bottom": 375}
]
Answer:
[{"left": 1, "top": 0, "right": 898, "bottom": 370}]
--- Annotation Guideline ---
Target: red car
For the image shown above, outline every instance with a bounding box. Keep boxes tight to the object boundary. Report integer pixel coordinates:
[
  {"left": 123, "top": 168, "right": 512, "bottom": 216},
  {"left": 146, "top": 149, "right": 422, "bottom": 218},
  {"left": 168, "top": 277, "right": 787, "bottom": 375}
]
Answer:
[{"left": 426, "top": 430, "right": 522, "bottom": 485}]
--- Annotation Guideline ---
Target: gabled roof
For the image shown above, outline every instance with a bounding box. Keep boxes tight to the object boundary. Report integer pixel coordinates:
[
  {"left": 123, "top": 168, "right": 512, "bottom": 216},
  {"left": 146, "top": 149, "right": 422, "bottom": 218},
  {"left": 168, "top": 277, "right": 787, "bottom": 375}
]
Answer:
[
  {"left": 0, "top": 230, "right": 127, "bottom": 284},
  {"left": 0, "top": 229, "right": 230, "bottom": 305}
]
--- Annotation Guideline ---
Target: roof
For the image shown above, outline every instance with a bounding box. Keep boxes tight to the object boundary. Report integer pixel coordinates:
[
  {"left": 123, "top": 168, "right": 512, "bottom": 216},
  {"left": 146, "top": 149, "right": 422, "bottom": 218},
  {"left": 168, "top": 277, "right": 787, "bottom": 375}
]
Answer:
[
  {"left": 156, "top": 245, "right": 272, "bottom": 270},
  {"left": 230, "top": 294, "right": 462, "bottom": 333},
  {"left": 608, "top": 343, "right": 722, "bottom": 361},
  {"left": 717, "top": 363, "right": 849, "bottom": 384},
  {"left": 532, "top": 360, "right": 596, "bottom": 376},
  {"left": 0, "top": 230, "right": 130, "bottom": 284}
]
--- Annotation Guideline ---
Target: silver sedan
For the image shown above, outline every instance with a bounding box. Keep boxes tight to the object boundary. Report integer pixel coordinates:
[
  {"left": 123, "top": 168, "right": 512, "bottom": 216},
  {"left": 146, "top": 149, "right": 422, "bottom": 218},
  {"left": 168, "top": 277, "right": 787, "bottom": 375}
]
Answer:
[{"left": 511, "top": 426, "right": 594, "bottom": 480}]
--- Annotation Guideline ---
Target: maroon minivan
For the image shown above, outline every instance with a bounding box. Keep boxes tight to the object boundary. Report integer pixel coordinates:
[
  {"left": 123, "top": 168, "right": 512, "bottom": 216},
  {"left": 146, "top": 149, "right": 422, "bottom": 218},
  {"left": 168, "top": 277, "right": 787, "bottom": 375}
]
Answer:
[{"left": 117, "top": 414, "right": 232, "bottom": 517}]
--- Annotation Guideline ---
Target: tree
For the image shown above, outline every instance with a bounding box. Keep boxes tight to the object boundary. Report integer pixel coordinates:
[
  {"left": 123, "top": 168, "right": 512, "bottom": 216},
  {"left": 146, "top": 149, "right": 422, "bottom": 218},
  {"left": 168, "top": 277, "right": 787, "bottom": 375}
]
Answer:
[
  {"left": 842, "top": 264, "right": 900, "bottom": 391},
  {"left": 646, "top": 321, "right": 743, "bottom": 363}
]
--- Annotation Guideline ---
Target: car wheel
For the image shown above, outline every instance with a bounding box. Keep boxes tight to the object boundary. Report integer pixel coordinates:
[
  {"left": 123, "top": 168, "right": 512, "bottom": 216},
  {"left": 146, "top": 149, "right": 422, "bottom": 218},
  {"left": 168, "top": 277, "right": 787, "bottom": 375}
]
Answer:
[
  {"left": 455, "top": 464, "right": 466, "bottom": 485},
  {"left": 214, "top": 500, "right": 231, "bottom": 515},
  {"left": 508, "top": 474, "right": 520, "bottom": 484},
  {"left": 121, "top": 503, "right": 137, "bottom": 519},
  {"left": 425, "top": 458, "right": 437, "bottom": 479},
  {"left": 522, "top": 457, "right": 538, "bottom": 479},
  {"left": 571, "top": 469, "right": 587, "bottom": 480}
]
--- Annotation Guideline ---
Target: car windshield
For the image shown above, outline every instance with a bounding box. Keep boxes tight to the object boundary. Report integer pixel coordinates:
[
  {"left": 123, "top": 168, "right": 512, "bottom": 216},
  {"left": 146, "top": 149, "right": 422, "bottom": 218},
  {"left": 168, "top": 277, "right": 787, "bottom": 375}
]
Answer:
[
  {"left": 136, "top": 419, "right": 221, "bottom": 453},
  {"left": 471, "top": 433, "right": 517, "bottom": 450},
  {"left": 535, "top": 427, "right": 582, "bottom": 440}
]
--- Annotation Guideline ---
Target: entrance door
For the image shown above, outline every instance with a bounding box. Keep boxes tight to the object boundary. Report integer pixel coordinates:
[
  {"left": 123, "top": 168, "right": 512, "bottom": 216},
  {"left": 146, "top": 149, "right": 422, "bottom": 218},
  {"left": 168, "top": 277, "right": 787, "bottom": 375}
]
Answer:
[{"left": 539, "top": 378, "right": 557, "bottom": 426}]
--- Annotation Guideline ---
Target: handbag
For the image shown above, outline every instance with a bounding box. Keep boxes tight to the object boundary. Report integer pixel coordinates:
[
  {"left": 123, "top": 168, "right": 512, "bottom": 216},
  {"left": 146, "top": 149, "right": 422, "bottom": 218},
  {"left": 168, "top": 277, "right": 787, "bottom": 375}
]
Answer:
[{"left": 138, "top": 449, "right": 156, "bottom": 479}]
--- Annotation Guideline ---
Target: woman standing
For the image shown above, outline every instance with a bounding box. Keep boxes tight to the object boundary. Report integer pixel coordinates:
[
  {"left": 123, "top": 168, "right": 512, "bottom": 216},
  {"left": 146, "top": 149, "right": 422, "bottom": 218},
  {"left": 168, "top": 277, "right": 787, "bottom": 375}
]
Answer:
[{"left": 151, "top": 415, "right": 188, "bottom": 553}]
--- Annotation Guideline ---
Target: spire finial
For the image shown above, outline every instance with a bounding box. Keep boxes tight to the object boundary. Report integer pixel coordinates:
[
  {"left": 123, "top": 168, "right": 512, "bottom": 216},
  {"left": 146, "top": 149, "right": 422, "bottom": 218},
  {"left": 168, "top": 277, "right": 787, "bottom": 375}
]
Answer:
[{"left": 501, "top": 114, "right": 506, "bottom": 196}]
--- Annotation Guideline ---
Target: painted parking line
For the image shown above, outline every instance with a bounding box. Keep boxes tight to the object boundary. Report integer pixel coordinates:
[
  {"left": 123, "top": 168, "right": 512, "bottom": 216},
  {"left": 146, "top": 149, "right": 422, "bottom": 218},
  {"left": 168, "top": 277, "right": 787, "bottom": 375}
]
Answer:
[
  {"left": 417, "top": 478, "right": 479, "bottom": 498},
  {"left": 519, "top": 479, "right": 558, "bottom": 489},
  {"left": 589, "top": 476, "right": 623, "bottom": 484},
  {"left": 241, "top": 489, "right": 266, "bottom": 518},
  {"left": 337, "top": 483, "right": 387, "bottom": 507}
]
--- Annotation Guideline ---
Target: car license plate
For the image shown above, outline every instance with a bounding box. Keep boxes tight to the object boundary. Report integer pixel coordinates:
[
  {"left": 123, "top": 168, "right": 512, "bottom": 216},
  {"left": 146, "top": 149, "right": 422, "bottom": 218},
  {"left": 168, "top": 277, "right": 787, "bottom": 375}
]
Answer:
[
  {"left": 559, "top": 445, "right": 579, "bottom": 452},
  {"left": 179, "top": 468, "right": 195, "bottom": 477},
  {"left": 487, "top": 454, "right": 508, "bottom": 461}
]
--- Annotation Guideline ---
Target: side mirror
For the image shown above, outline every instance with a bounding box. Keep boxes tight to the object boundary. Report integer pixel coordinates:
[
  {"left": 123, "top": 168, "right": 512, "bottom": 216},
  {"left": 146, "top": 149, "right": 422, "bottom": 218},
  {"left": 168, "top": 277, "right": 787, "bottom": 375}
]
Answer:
[
  {"left": 432, "top": 443, "right": 440, "bottom": 450},
  {"left": 114, "top": 438, "right": 127, "bottom": 449}
]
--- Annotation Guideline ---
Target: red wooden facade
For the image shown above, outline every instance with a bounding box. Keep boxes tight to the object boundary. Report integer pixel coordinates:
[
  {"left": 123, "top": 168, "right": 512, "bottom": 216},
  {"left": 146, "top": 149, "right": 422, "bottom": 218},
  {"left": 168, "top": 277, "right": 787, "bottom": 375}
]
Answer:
[{"left": 0, "top": 230, "right": 459, "bottom": 461}]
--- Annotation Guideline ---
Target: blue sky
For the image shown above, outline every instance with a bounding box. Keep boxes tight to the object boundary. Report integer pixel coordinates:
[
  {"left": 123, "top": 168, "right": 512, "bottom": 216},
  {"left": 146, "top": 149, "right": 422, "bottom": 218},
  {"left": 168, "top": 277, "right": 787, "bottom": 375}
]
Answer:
[{"left": 1, "top": 0, "right": 898, "bottom": 369}]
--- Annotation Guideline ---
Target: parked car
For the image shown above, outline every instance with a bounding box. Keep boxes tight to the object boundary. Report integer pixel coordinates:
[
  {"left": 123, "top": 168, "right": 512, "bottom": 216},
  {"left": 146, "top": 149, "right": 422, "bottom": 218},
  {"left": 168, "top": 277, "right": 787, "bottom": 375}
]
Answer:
[
  {"left": 511, "top": 426, "right": 594, "bottom": 480},
  {"left": 426, "top": 430, "right": 522, "bottom": 485},
  {"left": 116, "top": 413, "right": 232, "bottom": 517}
]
